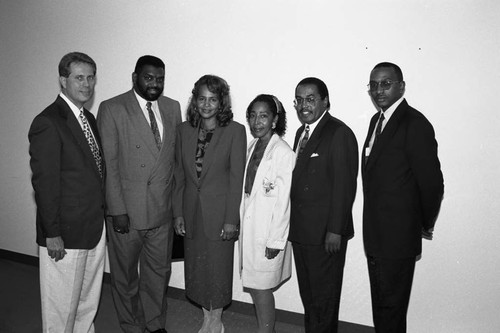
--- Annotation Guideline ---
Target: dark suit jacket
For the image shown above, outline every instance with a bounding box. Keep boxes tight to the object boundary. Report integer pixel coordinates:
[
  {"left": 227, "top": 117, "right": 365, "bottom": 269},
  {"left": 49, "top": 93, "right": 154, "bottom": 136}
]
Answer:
[
  {"left": 289, "top": 112, "right": 359, "bottom": 245},
  {"left": 173, "top": 121, "right": 247, "bottom": 240},
  {"left": 29, "top": 96, "right": 105, "bottom": 249},
  {"left": 362, "top": 99, "right": 444, "bottom": 258},
  {"left": 97, "top": 90, "right": 181, "bottom": 229}
]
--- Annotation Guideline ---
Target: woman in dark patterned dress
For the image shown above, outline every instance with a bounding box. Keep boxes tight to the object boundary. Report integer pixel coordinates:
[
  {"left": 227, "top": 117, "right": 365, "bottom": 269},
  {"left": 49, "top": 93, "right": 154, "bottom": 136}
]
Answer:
[{"left": 173, "top": 75, "right": 246, "bottom": 333}]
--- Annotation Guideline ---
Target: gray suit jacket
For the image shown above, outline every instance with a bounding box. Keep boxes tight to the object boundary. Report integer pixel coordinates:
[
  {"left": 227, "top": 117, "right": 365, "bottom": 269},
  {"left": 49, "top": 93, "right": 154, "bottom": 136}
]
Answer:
[{"left": 97, "top": 89, "right": 181, "bottom": 229}]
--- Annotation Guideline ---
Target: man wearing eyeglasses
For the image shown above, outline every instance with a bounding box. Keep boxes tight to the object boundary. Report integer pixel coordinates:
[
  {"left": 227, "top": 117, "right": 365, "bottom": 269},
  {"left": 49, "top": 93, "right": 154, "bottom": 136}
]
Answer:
[
  {"left": 97, "top": 55, "right": 181, "bottom": 333},
  {"left": 289, "top": 77, "right": 358, "bottom": 333},
  {"left": 362, "top": 62, "right": 444, "bottom": 332}
]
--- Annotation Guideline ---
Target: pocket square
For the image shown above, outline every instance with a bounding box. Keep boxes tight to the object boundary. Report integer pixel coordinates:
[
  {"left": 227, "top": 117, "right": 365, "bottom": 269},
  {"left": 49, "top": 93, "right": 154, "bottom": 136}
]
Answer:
[{"left": 311, "top": 153, "right": 319, "bottom": 157}]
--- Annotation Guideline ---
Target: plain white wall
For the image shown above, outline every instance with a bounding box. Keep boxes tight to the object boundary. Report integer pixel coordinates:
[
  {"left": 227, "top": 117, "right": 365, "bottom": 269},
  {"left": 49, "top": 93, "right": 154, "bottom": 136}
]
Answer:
[{"left": 1, "top": 0, "right": 500, "bottom": 331}]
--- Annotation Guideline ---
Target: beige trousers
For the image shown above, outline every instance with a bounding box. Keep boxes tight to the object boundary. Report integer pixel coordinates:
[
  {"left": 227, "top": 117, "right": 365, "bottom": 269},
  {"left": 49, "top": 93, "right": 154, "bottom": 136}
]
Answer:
[{"left": 39, "top": 226, "right": 106, "bottom": 333}]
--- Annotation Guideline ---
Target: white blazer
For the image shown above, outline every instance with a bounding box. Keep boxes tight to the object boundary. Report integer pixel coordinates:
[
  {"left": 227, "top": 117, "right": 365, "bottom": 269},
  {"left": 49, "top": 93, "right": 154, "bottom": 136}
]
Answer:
[{"left": 239, "top": 134, "right": 295, "bottom": 289}]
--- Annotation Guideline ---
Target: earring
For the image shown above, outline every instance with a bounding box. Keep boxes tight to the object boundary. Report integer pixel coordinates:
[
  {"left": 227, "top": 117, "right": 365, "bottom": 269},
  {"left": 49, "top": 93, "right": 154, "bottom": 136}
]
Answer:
[{"left": 272, "top": 123, "right": 276, "bottom": 129}]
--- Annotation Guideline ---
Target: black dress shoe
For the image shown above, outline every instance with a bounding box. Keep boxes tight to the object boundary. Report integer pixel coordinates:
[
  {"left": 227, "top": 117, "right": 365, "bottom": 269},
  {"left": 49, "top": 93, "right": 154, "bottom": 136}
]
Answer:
[{"left": 150, "top": 329, "right": 167, "bottom": 333}]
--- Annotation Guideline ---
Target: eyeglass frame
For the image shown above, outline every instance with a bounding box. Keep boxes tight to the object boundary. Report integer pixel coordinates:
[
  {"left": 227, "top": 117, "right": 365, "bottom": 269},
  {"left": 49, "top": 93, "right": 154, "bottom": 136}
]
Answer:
[
  {"left": 293, "top": 96, "right": 320, "bottom": 108},
  {"left": 367, "top": 79, "right": 401, "bottom": 92}
]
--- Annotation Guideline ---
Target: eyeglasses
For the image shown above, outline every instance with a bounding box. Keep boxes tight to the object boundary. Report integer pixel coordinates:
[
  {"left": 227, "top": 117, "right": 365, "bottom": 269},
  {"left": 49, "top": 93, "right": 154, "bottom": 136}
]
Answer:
[
  {"left": 294, "top": 96, "right": 318, "bottom": 108},
  {"left": 367, "top": 80, "right": 400, "bottom": 92}
]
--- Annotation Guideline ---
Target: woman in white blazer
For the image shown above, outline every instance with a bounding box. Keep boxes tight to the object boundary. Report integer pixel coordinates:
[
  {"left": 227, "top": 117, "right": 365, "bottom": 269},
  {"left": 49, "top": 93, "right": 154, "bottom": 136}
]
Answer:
[{"left": 240, "top": 94, "right": 295, "bottom": 333}]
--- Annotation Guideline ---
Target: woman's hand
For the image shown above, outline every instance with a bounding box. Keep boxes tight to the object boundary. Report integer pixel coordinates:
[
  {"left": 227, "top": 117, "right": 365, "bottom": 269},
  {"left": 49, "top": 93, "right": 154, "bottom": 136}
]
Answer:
[
  {"left": 221, "top": 223, "right": 239, "bottom": 241},
  {"left": 174, "top": 217, "right": 186, "bottom": 236}
]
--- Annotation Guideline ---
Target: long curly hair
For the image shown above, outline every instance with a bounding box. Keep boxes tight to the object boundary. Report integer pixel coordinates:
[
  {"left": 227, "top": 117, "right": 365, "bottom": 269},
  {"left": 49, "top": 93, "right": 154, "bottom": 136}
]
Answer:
[{"left": 186, "top": 75, "right": 233, "bottom": 128}]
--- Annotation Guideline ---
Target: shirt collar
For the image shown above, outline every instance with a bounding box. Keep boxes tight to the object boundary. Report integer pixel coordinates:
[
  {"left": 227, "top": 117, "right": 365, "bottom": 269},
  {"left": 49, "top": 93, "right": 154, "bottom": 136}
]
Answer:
[
  {"left": 379, "top": 96, "right": 404, "bottom": 120},
  {"left": 305, "top": 108, "right": 329, "bottom": 135},
  {"left": 59, "top": 92, "right": 83, "bottom": 119},
  {"left": 133, "top": 90, "right": 158, "bottom": 110}
]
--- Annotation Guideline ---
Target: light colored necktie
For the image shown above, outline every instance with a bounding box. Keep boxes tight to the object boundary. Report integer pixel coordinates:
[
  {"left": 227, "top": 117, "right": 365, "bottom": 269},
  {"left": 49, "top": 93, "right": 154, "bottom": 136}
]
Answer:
[
  {"left": 79, "top": 110, "right": 103, "bottom": 177},
  {"left": 147, "top": 102, "right": 162, "bottom": 150},
  {"left": 298, "top": 124, "right": 310, "bottom": 157}
]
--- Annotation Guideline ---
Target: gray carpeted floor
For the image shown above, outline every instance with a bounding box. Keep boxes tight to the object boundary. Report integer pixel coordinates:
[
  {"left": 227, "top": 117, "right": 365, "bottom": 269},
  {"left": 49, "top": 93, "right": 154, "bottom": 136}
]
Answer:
[
  {"left": 0, "top": 258, "right": 304, "bottom": 332},
  {"left": 0, "top": 258, "right": 374, "bottom": 332}
]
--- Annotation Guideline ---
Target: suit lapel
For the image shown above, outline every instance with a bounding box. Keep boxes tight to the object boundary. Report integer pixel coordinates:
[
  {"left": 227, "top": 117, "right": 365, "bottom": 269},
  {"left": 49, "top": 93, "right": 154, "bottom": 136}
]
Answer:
[
  {"left": 185, "top": 125, "right": 199, "bottom": 182},
  {"left": 155, "top": 98, "right": 176, "bottom": 171},
  {"left": 125, "top": 90, "right": 160, "bottom": 158},
  {"left": 293, "top": 127, "right": 302, "bottom": 152},
  {"left": 198, "top": 125, "right": 224, "bottom": 181},
  {"left": 59, "top": 98, "right": 101, "bottom": 179},
  {"left": 246, "top": 134, "right": 278, "bottom": 202},
  {"left": 293, "top": 112, "right": 331, "bottom": 179},
  {"left": 365, "top": 99, "right": 408, "bottom": 170},
  {"left": 362, "top": 114, "right": 378, "bottom": 173}
]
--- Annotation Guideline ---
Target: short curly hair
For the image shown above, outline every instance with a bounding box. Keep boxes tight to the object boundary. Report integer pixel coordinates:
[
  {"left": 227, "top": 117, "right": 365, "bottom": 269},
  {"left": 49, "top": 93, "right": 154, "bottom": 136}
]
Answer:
[
  {"left": 186, "top": 75, "right": 233, "bottom": 128},
  {"left": 246, "top": 94, "right": 287, "bottom": 137}
]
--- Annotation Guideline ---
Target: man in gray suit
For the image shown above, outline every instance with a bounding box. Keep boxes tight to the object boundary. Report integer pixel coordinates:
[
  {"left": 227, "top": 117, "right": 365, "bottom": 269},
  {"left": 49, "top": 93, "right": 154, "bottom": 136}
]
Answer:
[{"left": 97, "top": 55, "right": 181, "bottom": 333}]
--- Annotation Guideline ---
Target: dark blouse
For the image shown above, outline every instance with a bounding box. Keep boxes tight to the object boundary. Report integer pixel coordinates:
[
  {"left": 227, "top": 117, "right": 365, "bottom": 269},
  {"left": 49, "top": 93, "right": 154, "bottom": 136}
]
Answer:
[
  {"left": 195, "top": 127, "right": 215, "bottom": 179},
  {"left": 244, "top": 139, "right": 270, "bottom": 195}
]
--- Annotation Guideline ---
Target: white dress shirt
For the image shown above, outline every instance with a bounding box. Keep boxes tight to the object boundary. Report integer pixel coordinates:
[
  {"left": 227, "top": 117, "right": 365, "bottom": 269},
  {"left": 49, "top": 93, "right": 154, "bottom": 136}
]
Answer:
[{"left": 133, "top": 91, "right": 164, "bottom": 140}]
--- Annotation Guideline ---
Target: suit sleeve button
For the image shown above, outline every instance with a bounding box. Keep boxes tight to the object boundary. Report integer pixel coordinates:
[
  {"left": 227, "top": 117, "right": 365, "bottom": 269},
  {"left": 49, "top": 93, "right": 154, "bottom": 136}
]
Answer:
[
  {"left": 141, "top": 164, "right": 145, "bottom": 167},
  {"left": 304, "top": 186, "right": 309, "bottom": 191},
  {"left": 147, "top": 181, "right": 151, "bottom": 185},
  {"left": 136, "top": 145, "right": 141, "bottom": 148}
]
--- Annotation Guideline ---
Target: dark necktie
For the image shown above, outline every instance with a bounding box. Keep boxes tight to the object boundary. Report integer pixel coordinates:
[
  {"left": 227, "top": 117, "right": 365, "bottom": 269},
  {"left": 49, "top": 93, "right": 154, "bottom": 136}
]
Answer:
[
  {"left": 373, "top": 112, "right": 385, "bottom": 146},
  {"left": 79, "top": 110, "right": 103, "bottom": 177},
  {"left": 298, "top": 124, "right": 310, "bottom": 157},
  {"left": 147, "top": 102, "right": 162, "bottom": 150}
]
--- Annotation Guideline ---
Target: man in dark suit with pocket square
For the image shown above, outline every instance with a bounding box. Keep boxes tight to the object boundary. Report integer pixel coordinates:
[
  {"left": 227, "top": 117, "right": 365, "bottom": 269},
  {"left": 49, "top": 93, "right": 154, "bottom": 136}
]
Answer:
[
  {"left": 289, "top": 77, "right": 359, "bottom": 333},
  {"left": 362, "top": 62, "right": 444, "bottom": 333}
]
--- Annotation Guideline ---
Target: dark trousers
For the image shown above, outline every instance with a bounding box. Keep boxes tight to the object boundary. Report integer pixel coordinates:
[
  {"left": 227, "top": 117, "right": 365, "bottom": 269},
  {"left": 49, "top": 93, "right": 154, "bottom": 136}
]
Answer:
[
  {"left": 107, "top": 221, "right": 173, "bottom": 333},
  {"left": 292, "top": 240, "right": 348, "bottom": 333},
  {"left": 367, "top": 255, "right": 416, "bottom": 333}
]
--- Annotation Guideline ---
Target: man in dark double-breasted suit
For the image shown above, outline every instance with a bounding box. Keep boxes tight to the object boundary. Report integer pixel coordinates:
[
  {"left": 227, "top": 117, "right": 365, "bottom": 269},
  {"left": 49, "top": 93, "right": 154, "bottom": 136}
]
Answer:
[
  {"left": 289, "top": 77, "right": 359, "bottom": 333},
  {"left": 362, "top": 62, "right": 444, "bottom": 333},
  {"left": 97, "top": 55, "right": 181, "bottom": 333},
  {"left": 29, "top": 52, "right": 106, "bottom": 332}
]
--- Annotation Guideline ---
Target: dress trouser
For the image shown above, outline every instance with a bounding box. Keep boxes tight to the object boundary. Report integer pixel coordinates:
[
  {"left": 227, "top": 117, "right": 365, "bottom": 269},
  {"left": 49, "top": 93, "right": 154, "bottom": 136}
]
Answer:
[
  {"left": 39, "top": 225, "right": 106, "bottom": 333},
  {"left": 292, "top": 239, "right": 348, "bottom": 333},
  {"left": 107, "top": 220, "right": 173, "bottom": 333},
  {"left": 367, "top": 255, "right": 416, "bottom": 333}
]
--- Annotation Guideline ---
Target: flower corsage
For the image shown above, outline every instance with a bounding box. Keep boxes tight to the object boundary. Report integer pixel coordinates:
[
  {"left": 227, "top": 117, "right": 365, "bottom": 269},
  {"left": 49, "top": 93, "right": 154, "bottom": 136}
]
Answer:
[{"left": 263, "top": 177, "right": 276, "bottom": 194}]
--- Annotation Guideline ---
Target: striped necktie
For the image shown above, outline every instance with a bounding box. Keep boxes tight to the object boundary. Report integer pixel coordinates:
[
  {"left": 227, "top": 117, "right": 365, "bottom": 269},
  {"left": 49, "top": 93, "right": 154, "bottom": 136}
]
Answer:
[
  {"left": 298, "top": 125, "right": 310, "bottom": 157},
  {"left": 147, "top": 102, "right": 162, "bottom": 150}
]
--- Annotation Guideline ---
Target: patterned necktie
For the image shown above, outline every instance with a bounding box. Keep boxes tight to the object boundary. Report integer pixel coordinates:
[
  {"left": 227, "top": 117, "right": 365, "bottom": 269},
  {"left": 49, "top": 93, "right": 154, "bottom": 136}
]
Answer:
[
  {"left": 298, "top": 124, "right": 310, "bottom": 157},
  {"left": 147, "top": 102, "right": 162, "bottom": 150},
  {"left": 79, "top": 110, "right": 103, "bottom": 177},
  {"left": 373, "top": 112, "right": 385, "bottom": 146}
]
